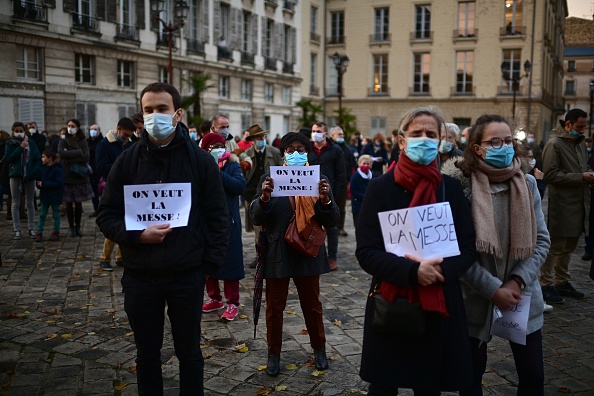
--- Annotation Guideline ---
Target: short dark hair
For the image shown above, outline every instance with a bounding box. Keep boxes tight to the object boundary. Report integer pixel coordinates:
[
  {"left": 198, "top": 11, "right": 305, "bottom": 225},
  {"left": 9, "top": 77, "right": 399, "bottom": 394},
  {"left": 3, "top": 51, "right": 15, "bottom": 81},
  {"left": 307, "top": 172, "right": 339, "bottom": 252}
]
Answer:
[
  {"left": 117, "top": 117, "right": 136, "bottom": 131},
  {"left": 279, "top": 132, "right": 311, "bottom": 154},
  {"left": 130, "top": 112, "right": 143, "bottom": 124},
  {"left": 12, "top": 122, "right": 26, "bottom": 132},
  {"left": 199, "top": 120, "right": 211, "bottom": 135},
  {"left": 67, "top": 118, "right": 86, "bottom": 140},
  {"left": 561, "top": 109, "right": 588, "bottom": 127},
  {"left": 43, "top": 149, "right": 57, "bottom": 161},
  {"left": 313, "top": 122, "right": 328, "bottom": 133},
  {"left": 140, "top": 82, "right": 181, "bottom": 112}
]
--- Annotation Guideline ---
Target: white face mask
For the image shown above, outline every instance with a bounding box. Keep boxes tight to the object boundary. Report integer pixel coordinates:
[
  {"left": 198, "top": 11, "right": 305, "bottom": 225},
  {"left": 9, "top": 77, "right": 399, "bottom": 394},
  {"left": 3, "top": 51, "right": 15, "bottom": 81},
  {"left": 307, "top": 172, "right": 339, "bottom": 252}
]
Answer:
[
  {"left": 14, "top": 132, "right": 25, "bottom": 139},
  {"left": 311, "top": 132, "right": 325, "bottom": 143},
  {"left": 68, "top": 127, "right": 77, "bottom": 135},
  {"left": 210, "top": 148, "right": 226, "bottom": 161},
  {"left": 29, "top": 128, "right": 37, "bottom": 134},
  {"left": 90, "top": 129, "right": 98, "bottom": 137},
  {"left": 528, "top": 158, "right": 536, "bottom": 169}
]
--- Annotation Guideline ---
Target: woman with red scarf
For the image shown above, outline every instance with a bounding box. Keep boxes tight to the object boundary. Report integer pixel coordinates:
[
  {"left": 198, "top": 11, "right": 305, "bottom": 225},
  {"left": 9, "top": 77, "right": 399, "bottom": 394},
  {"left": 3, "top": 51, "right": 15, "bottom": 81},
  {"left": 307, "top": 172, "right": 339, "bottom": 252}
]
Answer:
[{"left": 356, "top": 106, "right": 476, "bottom": 395}]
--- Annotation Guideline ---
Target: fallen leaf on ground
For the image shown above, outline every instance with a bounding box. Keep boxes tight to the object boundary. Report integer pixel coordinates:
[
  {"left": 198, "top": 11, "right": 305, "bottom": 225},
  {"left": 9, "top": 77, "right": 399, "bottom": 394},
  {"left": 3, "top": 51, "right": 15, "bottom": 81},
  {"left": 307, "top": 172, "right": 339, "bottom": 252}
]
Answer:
[
  {"left": 79, "top": 254, "right": 87, "bottom": 259},
  {"left": 312, "top": 370, "right": 325, "bottom": 377},
  {"left": 334, "top": 319, "right": 342, "bottom": 325},
  {"left": 285, "top": 363, "right": 298, "bottom": 370},
  {"left": 275, "top": 385, "right": 288, "bottom": 391},
  {"left": 255, "top": 386, "right": 271, "bottom": 395},
  {"left": 558, "top": 388, "right": 572, "bottom": 394},
  {"left": 239, "top": 314, "right": 248, "bottom": 319},
  {"left": 113, "top": 382, "right": 129, "bottom": 391},
  {"left": 287, "top": 310, "right": 297, "bottom": 315},
  {"left": 129, "top": 366, "right": 137, "bottom": 374},
  {"left": 235, "top": 343, "right": 249, "bottom": 353},
  {"left": 203, "top": 353, "right": 212, "bottom": 359},
  {"left": 61, "top": 334, "right": 72, "bottom": 339},
  {"left": 299, "top": 329, "right": 308, "bottom": 335},
  {"left": 125, "top": 331, "right": 134, "bottom": 336},
  {"left": 303, "top": 359, "right": 314, "bottom": 367},
  {"left": 45, "top": 334, "right": 58, "bottom": 340},
  {"left": 257, "top": 365, "right": 267, "bottom": 371}
]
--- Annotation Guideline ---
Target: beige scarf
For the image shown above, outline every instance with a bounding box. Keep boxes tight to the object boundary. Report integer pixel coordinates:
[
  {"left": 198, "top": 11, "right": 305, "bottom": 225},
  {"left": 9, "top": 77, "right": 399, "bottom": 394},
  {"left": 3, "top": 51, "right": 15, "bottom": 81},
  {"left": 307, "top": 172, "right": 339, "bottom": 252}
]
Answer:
[{"left": 471, "top": 157, "right": 536, "bottom": 260}]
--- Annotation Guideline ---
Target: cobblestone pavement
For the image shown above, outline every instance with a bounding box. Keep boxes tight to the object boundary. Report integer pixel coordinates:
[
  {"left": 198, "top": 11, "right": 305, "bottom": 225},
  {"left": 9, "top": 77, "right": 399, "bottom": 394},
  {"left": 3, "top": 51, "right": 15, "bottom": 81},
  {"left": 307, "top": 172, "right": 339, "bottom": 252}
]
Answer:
[{"left": 1, "top": 200, "right": 593, "bottom": 395}]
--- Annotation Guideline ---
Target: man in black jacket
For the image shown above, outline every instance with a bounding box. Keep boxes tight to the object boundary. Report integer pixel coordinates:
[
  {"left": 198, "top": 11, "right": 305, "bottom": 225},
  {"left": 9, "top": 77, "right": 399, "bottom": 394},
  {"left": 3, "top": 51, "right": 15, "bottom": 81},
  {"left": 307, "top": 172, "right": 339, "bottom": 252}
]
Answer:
[
  {"left": 96, "top": 82, "right": 229, "bottom": 395},
  {"left": 309, "top": 122, "right": 346, "bottom": 270},
  {"left": 330, "top": 126, "right": 355, "bottom": 237}
]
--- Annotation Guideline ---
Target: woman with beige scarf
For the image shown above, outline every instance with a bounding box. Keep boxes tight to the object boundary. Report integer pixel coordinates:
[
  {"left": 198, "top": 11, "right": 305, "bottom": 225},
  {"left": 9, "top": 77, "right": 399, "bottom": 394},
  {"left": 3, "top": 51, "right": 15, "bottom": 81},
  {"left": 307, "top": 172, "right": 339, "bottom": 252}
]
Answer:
[
  {"left": 450, "top": 115, "right": 551, "bottom": 396},
  {"left": 249, "top": 132, "right": 339, "bottom": 377}
]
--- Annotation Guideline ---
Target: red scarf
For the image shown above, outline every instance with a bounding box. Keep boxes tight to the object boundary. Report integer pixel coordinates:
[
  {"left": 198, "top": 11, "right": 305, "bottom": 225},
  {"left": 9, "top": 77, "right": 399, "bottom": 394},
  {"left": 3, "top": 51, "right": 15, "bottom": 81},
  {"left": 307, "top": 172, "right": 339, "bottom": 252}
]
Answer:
[{"left": 378, "top": 153, "right": 449, "bottom": 317}]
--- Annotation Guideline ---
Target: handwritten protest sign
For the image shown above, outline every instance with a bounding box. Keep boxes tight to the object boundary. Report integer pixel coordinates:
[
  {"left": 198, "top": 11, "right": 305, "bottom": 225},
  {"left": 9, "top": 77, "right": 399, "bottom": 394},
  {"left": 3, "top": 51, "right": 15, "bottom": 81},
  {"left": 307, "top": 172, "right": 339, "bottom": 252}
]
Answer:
[
  {"left": 123, "top": 183, "right": 191, "bottom": 231},
  {"left": 269, "top": 165, "right": 320, "bottom": 197},
  {"left": 377, "top": 202, "right": 460, "bottom": 260},
  {"left": 491, "top": 294, "right": 531, "bottom": 345}
]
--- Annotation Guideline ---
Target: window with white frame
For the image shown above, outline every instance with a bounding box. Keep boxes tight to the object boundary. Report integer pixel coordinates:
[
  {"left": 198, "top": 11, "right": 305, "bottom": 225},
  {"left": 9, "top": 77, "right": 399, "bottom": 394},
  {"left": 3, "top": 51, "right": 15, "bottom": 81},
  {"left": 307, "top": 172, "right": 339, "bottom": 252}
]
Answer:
[
  {"left": 159, "top": 66, "right": 168, "bottom": 83},
  {"left": 119, "top": 0, "right": 133, "bottom": 26},
  {"left": 311, "top": 6, "right": 318, "bottom": 35},
  {"left": 372, "top": 54, "right": 389, "bottom": 94},
  {"left": 414, "top": 5, "right": 431, "bottom": 39},
  {"left": 264, "top": 116, "right": 271, "bottom": 131},
  {"left": 18, "top": 98, "right": 45, "bottom": 131},
  {"left": 310, "top": 53, "right": 317, "bottom": 91},
  {"left": 219, "top": 3, "right": 230, "bottom": 42},
  {"left": 241, "top": 113, "right": 252, "bottom": 131},
  {"left": 413, "top": 53, "right": 431, "bottom": 94},
  {"left": 455, "top": 51, "right": 473, "bottom": 94},
  {"left": 219, "top": 76, "right": 230, "bottom": 98},
  {"left": 17, "top": 46, "right": 41, "bottom": 81},
  {"left": 117, "top": 60, "right": 134, "bottom": 88},
  {"left": 565, "top": 80, "right": 576, "bottom": 95},
  {"left": 373, "top": 7, "right": 389, "bottom": 41},
  {"left": 282, "top": 86, "right": 291, "bottom": 105},
  {"left": 329, "top": 11, "right": 344, "bottom": 44},
  {"left": 241, "top": 79, "right": 252, "bottom": 101},
  {"left": 75, "top": 54, "right": 94, "bottom": 84},
  {"left": 265, "top": 18, "right": 274, "bottom": 58},
  {"left": 457, "top": 2, "right": 475, "bottom": 36},
  {"left": 503, "top": 0, "right": 523, "bottom": 34},
  {"left": 264, "top": 83, "right": 274, "bottom": 103},
  {"left": 370, "top": 117, "right": 387, "bottom": 137},
  {"left": 501, "top": 49, "right": 521, "bottom": 92},
  {"left": 283, "top": 116, "right": 289, "bottom": 135},
  {"left": 242, "top": 10, "right": 253, "bottom": 53}
]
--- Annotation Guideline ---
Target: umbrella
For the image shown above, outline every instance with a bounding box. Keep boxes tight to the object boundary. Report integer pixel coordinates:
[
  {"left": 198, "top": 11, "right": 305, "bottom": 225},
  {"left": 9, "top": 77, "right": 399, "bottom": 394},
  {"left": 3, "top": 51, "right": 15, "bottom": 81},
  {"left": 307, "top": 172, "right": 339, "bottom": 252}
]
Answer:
[{"left": 253, "top": 228, "right": 268, "bottom": 339}]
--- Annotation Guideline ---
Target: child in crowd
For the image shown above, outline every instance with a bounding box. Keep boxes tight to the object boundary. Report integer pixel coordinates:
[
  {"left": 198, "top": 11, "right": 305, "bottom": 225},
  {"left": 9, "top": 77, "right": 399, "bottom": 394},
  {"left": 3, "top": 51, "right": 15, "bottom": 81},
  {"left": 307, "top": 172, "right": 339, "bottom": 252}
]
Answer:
[
  {"left": 36, "top": 150, "right": 64, "bottom": 241},
  {"left": 350, "top": 154, "right": 373, "bottom": 228}
]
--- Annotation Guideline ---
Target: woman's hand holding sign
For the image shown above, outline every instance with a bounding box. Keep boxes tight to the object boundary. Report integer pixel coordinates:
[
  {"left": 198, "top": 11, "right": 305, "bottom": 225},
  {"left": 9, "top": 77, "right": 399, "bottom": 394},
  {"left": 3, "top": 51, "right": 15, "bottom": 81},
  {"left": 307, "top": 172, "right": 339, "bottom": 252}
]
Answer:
[
  {"left": 318, "top": 180, "right": 331, "bottom": 204},
  {"left": 405, "top": 254, "right": 444, "bottom": 286},
  {"left": 260, "top": 176, "right": 274, "bottom": 202}
]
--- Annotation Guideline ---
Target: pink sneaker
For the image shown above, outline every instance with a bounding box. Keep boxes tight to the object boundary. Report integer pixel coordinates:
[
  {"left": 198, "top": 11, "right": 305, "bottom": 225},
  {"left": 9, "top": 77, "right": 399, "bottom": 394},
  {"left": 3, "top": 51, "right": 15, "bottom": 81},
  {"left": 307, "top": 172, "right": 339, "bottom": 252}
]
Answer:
[
  {"left": 202, "top": 299, "right": 225, "bottom": 312},
  {"left": 221, "top": 304, "right": 238, "bottom": 321}
]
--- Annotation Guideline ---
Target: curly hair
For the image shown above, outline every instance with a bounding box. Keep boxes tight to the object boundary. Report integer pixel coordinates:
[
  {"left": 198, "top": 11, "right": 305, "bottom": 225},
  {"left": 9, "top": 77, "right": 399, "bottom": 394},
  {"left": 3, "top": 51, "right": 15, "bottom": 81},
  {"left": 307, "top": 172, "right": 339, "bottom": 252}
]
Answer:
[{"left": 279, "top": 132, "right": 311, "bottom": 154}]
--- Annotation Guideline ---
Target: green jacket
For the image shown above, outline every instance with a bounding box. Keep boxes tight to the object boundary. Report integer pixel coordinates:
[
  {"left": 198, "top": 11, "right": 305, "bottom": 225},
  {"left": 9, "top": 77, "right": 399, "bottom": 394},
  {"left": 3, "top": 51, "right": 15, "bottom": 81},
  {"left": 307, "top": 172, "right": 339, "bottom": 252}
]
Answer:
[
  {"left": 542, "top": 127, "right": 590, "bottom": 237},
  {"left": 5, "top": 137, "right": 41, "bottom": 182}
]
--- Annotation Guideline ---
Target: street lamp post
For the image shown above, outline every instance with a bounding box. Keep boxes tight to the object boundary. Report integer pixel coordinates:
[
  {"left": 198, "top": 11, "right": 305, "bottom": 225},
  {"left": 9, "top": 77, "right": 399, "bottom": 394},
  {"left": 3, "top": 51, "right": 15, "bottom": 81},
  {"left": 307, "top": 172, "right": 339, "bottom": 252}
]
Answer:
[
  {"left": 501, "top": 59, "right": 532, "bottom": 120},
  {"left": 150, "top": 0, "right": 189, "bottom": 85},
  {"left": 590, "top": 81, "right": 594, "bottom": 137},
  {"left": 332, "top": 52, "right": 349, "bottom": 127}
]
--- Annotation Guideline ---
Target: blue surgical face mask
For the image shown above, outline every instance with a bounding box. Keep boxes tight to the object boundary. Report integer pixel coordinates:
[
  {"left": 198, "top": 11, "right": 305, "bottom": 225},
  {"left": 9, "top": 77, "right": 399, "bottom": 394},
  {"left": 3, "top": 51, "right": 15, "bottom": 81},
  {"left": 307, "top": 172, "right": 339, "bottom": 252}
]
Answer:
[
  {"left": 439, "top": 140, "right": 453, "bottom": 154},
  {"left": 336, "top": 137, "right": 344, "bottom": 144},
  {"left": 405, "top": 137, "right": 439, "bottom": 165},
  {"left": 210, "top": 148, "right": 226, "bottom": 162},
  {"left": 90, "top": 129, "right": 98, "bottom": 137},
  {"left": 285, "top": 152, "right": 308, "bottom": 166},
  {"left": 255, "top": 140, "right": 266, "bottom": 149},
  {"left": 526, "top": 137, "right": 534, "bottom": 144},
  {"left": 484, "top": 144, "right": 515, "bottom": 168},
  {"left": 144, "top": 111, "right": 177, "bottom": 140},
  {"left": 61, "top": 134, "right": 66, "bottom": 140},
  {"left": 189, "top": 132, "right": 198, "bottom": 140},
  {"left": 569, "top": 129, "right": 582, "bottom": 137},
  {"left": 461, "top": 137, "right": 467, "bottom": 144}
]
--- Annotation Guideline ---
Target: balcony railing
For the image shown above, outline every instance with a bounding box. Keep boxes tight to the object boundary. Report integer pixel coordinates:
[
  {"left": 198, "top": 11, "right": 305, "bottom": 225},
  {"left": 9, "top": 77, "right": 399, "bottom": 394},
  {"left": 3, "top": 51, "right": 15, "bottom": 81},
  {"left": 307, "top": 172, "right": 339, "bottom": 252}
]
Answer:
[
  {"left": 409, "top": 86, "right": 431, "bottom": 96},
  {"left": 187, "top": 39, "right": 205, "bottom": 55},
  {"left": 264, "top": 56, "right": 277, "bottom": 70},
  {"left": 13, "top": 1, "right": 47, "bottom": 22},
  {"left": 115, "top": 24, "right": 139, "bottom": 41},
  {"left": 451, "top": 85, "right": 475, "bottom": 95},
  {"left": 283, "top": 0, "right": 295, "bottom": 12},
  {"left": 264, "top": 0, "right": 278, "bottom": 9},
  {"left": 72, "top": 14, "right": 100, "bottom": 34},
  {"left": 453, "top": 28, "right": 478, "bottom": 39},
  {"left": 370, "top": 32, "right": 391, "bottom": 44},
  {"left": 327, "top": 35, "right": 345, "bottom": 45},
  {"left": 309, "top": 85, "right": 320, "bottom": 96},
  {"left": 368, "top": 86, "right": 390, "bottom": 96},
  {"left": 241, "top": 51, "right": 255, "bottom": 65},
  {"left": 282, "top": 61, "right": 293, "bottom": 74},
  {"left": 500, "top": 25, "right": 526, "bottom": 37},
  {"left": 564, "top": 89, "right": 576, "bottom": 96},
  {"left": 410, "top": 31, "right": 433, "bottom": 43},
  {"left": 310, "top": 31, "right": 320, "bottom": 43}
]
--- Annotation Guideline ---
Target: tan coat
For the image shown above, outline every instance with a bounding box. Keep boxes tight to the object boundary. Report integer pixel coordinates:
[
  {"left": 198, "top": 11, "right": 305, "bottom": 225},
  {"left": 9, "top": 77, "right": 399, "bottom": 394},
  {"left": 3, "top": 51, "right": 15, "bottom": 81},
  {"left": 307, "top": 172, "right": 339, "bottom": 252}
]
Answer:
[{"left": 542, "top": 127, "right": 591, "bottom": 237}]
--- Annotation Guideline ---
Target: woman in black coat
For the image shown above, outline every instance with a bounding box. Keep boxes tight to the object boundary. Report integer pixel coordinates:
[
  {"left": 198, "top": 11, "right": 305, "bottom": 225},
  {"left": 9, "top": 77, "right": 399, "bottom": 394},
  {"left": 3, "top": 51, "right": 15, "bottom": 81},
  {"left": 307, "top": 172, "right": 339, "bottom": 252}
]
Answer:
[
  {"left": 356, "top": 106, "right": 476, "bottom": 395},
  {"left": 249, "top": 132, "right": 339, "bottom": 377}
]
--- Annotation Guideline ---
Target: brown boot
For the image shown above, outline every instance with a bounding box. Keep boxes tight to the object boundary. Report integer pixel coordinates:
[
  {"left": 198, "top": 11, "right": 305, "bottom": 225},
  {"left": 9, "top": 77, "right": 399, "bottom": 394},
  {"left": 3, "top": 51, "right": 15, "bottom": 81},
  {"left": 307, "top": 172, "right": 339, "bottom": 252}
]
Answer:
[{"left": 329, "top": 258, "right": 339, "bottom": 271}]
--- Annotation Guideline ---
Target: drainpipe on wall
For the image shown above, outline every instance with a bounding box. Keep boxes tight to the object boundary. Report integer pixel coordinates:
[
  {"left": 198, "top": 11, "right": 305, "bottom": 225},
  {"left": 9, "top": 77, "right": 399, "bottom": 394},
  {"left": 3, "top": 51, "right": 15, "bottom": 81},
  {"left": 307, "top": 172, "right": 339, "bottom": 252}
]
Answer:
[
  {"left": 526, "top": 0, "right": 536, "bottom": 133},
  {"left": 322, "top": 0, "right": 327, "bottom": 120}
]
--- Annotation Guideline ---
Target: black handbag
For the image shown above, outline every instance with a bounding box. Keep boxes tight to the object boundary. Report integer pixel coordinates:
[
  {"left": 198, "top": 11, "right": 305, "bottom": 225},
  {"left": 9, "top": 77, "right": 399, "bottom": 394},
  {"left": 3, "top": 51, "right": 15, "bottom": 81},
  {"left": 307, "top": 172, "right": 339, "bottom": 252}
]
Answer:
[
  {"left": 70, "top": 162, "right": 89, "bottom": 177},
  {"left": 371, "top": 284, "right": 426, "bottom": 337}
]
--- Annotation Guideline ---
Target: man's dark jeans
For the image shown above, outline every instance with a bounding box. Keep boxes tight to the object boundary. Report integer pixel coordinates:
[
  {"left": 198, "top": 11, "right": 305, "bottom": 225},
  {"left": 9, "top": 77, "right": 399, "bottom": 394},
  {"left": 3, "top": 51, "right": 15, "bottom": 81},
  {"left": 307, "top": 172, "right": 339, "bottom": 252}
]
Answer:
[{"left": 122, "top": 270, "right": 206, "bottom": 396}]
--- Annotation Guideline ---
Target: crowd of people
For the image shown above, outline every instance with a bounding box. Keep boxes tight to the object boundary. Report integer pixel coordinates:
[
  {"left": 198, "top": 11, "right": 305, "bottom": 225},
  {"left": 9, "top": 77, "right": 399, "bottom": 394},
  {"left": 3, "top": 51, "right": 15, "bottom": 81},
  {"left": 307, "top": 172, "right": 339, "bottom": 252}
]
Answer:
[{"left": 3, "top": 81, "right": 593, "bottom": 395}]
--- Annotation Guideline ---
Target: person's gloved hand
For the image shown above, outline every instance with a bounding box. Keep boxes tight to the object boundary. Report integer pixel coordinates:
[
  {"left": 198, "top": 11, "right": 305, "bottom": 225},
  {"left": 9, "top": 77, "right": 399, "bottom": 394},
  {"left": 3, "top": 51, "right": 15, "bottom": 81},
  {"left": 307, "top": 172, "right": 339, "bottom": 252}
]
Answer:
[{"left": 240, "top": 160, "right": 251, "bottom": 173}]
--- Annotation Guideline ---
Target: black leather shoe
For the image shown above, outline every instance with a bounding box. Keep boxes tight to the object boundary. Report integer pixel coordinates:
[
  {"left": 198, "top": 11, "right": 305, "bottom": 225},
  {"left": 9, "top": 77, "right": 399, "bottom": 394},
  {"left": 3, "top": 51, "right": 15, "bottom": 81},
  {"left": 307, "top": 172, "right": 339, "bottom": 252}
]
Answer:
[
  {"left": 69, "top": 227, "right": 76, "bottom": 237},
  {"left": 266, "top": 354, "right": 280, "bottom": 377},
  {"left": 314, "top": 349, "right": 328, "bottom": 370},
  {"left": 75, "top": 227, "right": 83, "bottom": 237}
]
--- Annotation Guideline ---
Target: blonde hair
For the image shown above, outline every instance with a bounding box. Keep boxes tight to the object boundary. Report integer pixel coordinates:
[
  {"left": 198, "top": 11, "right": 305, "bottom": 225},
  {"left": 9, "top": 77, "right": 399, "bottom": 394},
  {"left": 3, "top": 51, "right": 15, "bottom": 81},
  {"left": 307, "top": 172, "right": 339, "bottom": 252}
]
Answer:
[
  {"left": 358, "top": 154, "right": 373, "bottom": 165},
  {"left": 398, "top": 106, "right": 446, "bottom": 136}
]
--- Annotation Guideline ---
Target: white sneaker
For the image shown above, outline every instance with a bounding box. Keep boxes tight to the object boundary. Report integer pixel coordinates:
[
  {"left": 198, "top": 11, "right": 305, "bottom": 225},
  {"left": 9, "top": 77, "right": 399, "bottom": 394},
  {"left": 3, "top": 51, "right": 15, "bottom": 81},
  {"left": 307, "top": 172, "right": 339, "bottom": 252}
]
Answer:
[{"left": 543, "top": 303, "right": 553, "bottom": 313}]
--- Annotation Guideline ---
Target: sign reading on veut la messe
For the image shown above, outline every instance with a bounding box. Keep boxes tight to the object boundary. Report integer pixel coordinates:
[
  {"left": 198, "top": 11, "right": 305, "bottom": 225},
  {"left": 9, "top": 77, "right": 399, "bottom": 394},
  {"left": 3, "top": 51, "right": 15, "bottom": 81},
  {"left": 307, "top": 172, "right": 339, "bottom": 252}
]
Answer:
[
  {"left": 269, "top": 165, "right": 320, "bottom": 197},
  {"left": 123, "top": 183, "right": 191, "bottom": 230},
  {"left": 378, "top": 202, "right": 460, "bottom": 260}
]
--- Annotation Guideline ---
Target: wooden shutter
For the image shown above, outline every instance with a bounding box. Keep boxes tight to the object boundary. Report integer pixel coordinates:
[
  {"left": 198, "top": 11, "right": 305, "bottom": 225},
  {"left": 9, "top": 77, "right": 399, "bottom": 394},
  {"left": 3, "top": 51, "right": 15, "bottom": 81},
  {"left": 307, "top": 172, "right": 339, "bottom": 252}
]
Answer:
[
  {"left": 43, "top": 0, "right": 56, "bottom": 8},
  {"left": 274, "top": 22, "right": 282, "bottom": 60},
  {"left": 230, "top": 8, "right": 241, "bottom": 50},
  {"left": 213, "top": 0, "right": 220, "bottom": 43},
  {"left": 107, "top": 0, "right": 117, "bottom": 23},
  {"left": 251, "top": 14, "right": 258, "bottom": 54},
  {"left": 63, "top": 0, "right": 75, "bottom": 13},
  {"left": 136, "top": 0, "right": 145, "bottom": 30},
  {"left": 18, "top": 99, "right": 45, "bottom": 131},
  {"left": 261, "top": 16, "right": 267, "bottom": 56},
  {"left": 200, "top": 0, "right": 209, "bottom": 42},
  {"left": 290, "top": 27, "right": 296, "bottom": 63},
  {"left": 96, "top": 0, "right": 105, "bottom": 21}
]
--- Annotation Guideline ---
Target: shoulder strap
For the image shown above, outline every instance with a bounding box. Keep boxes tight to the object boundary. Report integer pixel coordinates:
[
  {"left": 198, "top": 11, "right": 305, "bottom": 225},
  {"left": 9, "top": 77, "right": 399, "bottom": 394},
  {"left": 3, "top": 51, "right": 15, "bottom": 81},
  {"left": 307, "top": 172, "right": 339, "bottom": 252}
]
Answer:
[{"left": 289, "top": 195, "right": 296, "bottom": 211}]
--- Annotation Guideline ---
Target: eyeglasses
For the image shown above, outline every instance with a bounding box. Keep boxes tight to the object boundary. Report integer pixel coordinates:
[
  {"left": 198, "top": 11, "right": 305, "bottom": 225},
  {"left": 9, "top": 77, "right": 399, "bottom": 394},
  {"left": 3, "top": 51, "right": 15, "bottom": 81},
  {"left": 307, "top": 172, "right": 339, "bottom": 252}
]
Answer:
[
  {"left": 480, "top": 137, "right": 515, "bottom": 149},
  {"left": 285, "top": 146, "right": 307, "bottom": 154}
]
